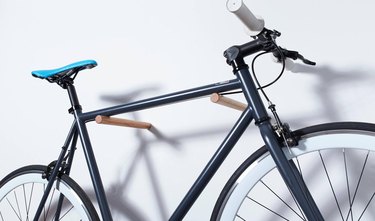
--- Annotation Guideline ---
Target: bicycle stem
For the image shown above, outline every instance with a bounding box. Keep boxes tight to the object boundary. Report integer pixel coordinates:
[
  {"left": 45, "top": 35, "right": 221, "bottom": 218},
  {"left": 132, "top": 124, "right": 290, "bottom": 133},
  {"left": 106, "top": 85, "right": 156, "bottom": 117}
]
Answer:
[{"left": 224, "top": 29, "right": 278, "bottom": 68}]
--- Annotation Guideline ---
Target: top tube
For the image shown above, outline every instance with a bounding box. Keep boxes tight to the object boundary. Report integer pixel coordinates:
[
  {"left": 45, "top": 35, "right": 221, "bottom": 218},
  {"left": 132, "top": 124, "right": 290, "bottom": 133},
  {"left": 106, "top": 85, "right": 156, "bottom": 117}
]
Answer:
[{"left": 79, "top": 79, "right": 242, "bottom": 122}]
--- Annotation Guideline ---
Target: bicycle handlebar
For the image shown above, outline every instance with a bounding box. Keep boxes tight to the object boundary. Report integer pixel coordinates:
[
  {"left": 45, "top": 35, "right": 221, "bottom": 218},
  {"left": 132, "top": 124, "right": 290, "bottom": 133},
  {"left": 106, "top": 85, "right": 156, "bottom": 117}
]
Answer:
[
  {"left": 225, "top": 1, "right": 316, "bottom": 67},
  {"left": 226, "top": 0, "right": 265, "bottom": 36}
]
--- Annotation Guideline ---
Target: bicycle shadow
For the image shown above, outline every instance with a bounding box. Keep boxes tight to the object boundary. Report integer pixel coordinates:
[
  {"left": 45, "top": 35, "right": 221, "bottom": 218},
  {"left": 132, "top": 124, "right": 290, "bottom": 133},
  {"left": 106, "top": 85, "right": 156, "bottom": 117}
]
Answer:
[
  {"left": 283, "top": 60, "right": 373, "bottom": 127},
  {"left": 85, "top": 63, "right": 375, "bottom": 220},
  {"left": 85, "top": 86, "right": 237, "bottom": 221}
]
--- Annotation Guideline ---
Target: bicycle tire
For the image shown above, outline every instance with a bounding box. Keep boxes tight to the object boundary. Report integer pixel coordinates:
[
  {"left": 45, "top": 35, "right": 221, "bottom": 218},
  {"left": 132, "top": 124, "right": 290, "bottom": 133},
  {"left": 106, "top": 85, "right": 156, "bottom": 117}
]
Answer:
[
  {"left": 211, "top": 122, "right": 375, "bottom": 220},
  {"left": 0, "top": 165, "right": 99, "bottom": 220}
]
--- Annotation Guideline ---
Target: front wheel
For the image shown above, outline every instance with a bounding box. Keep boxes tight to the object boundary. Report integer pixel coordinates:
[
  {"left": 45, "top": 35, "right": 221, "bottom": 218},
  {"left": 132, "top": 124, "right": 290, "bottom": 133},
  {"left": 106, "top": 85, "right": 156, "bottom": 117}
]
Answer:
[
  {"left": 212, "top": 122, "right": 375, "bottom": 221},
  {"left": 0, "top": 165, "right": 99, "bottom": 220}
]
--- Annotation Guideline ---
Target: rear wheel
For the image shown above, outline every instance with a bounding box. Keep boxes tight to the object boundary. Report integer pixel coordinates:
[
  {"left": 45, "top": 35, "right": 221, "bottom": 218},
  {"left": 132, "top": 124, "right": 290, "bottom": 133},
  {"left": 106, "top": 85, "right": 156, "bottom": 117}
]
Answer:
[
  {"left": 211, "top": 122, "right": 375, "bottom": 220},
  {"left": 0, "top": 165, "right": 99, "bottom": 220}
]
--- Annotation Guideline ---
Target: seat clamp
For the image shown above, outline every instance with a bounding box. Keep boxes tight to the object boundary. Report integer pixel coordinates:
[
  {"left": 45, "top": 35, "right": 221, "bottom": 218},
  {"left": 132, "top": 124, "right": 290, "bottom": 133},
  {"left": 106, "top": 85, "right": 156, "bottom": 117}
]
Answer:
[{"left": 68, "top": 105, "right": 82, "bottom": 114}]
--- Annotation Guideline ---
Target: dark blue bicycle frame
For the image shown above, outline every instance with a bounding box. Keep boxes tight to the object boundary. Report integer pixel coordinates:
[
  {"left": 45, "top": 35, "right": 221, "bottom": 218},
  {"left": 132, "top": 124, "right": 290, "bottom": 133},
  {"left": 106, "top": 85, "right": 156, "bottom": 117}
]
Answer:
[{"left": 34, "top": 33, "right": 324, "bottom": 221}]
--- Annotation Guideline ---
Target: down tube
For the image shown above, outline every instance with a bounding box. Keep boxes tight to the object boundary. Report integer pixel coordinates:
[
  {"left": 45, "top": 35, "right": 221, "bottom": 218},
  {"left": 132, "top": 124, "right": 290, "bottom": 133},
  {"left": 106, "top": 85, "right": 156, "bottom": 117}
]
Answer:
[{"left": 169, "top": 107, "right": 254, "bottom": 221}]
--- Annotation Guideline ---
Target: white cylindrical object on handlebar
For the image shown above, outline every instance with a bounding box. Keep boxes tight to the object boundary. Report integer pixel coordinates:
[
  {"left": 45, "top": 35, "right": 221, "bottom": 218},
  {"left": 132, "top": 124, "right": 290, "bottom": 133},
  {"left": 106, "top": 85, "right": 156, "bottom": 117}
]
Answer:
[{"left": 227, "top": 0, "right": 265, "bottom": 36}]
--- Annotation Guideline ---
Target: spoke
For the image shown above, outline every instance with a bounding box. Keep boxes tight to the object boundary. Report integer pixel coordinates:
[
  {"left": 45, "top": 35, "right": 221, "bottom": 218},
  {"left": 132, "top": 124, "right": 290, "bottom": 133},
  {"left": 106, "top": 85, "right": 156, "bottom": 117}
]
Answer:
[
  {"left": 358, "top": 191, "right": 375, "bottom": 220},
  {"left": 6, "top": 196, "right": 22, "bottom": 221},
  {"left": 344, "top": 151, "right": 369, "bottom": 221},
  {"left": 43, "top": 183, "right": 46, "bottom": 220},
  {"left": 235, "top": 214, "right": 246, "bottom": 221},
  {"left": 52, "top": 195, "right": 66, "bottom": 221},
  {"left": 292, "top": 157, "right": 308, "bottom": 221},
  {"left": 45, "top": 188, "right": 56, "bottom": 219},
  {"left": 23, "top": 184, "right": 32, "bottom": 221},
  {"left": 27, "top": 183, "right": 35, "bottom": 220},
  {"left": 42, "top": 183, "right": 49, "bottom": 220},
  {"left": 261, "top": 180, "right": 305, "bottom": 220},
  {"left": 58, "top": 205, "right": 74, "bottom": 220},
  {"left": 0, "top": 211, "right": 3, "bottom": 221},
  {"left": 343, "top": 150, "right": 353, "bottom": 221},
  {"left": 319, "top": 151, "right": 344, "bottom": 221},
  {"left": 23, "top": 184, "right": 29, "bottom": 221},
  {"left": 295, "top": 157, "right": 303, "bottom": 175},
  {"left": 13, "top": 191, "right": 23, "bottom": 220},
  {"left": 247, "top": 196, "right": 289, "bottom": 220}
]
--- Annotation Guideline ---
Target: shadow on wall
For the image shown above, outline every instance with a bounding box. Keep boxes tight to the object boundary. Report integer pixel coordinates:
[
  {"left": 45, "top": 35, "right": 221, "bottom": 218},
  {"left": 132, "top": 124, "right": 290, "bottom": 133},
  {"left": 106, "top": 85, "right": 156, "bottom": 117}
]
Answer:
[
  {"left": 85, "top": 62, "right": 375, "bottom": 220},
  {"left": 285, "top": 60, "right": 373, "bottom": 127},
  {"left": 85, "top": 86, "right": 237, "bottom": 221}
]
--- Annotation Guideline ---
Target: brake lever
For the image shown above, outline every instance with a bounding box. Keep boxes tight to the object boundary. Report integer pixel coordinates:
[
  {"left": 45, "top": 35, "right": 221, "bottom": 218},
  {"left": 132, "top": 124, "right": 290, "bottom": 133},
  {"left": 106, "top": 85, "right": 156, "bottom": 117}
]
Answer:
[
  {"left": 296, "top": 53, "right": 316, "bottom": 66},
  {"left": 273, "top": 47, "right": 316, "bottom": 66}
]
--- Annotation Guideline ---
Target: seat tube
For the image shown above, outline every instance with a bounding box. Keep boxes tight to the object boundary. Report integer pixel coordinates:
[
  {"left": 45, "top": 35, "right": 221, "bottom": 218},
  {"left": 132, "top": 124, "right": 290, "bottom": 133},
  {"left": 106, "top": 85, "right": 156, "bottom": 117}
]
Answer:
[
  {"left": 66, "top": 83, "right": 113, "bottom": 221},
  {"left": 232, "top": 59, "right": 324, "bottom": 221}
]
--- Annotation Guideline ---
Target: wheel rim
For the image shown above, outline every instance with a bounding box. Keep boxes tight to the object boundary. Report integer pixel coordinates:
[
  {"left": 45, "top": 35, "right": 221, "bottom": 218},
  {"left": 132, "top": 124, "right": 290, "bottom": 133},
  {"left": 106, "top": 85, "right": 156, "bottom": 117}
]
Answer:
[
  {"left": 0, "top": 172, "right": 92, "bottom": 220},
  {"left": 218, "top": 132, "right": 375, "bottom": 220}
]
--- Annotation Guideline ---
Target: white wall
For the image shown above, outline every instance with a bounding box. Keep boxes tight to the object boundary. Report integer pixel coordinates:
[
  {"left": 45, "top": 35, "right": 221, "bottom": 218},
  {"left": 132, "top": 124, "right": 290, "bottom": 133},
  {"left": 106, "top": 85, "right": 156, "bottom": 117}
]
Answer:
[{"left": 1, "top": 0, "right": 375, "bottom": 220}]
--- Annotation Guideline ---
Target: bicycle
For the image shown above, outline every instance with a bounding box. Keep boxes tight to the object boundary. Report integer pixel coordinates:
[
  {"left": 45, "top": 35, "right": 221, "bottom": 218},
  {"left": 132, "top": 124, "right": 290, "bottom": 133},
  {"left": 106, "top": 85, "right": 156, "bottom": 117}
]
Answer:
[{"left": 1, "top": 0, "right": 375, "bottom": 220}]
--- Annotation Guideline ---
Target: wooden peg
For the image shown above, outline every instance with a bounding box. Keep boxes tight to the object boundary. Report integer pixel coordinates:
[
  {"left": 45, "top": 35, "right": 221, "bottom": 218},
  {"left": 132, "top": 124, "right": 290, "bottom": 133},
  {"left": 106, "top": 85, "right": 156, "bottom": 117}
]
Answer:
[
  {"left": 95, "top": 115, "right": 152, "bottom": 129},
  {"left": 210, "top": 93, "right": 247, "bottom": 111}
]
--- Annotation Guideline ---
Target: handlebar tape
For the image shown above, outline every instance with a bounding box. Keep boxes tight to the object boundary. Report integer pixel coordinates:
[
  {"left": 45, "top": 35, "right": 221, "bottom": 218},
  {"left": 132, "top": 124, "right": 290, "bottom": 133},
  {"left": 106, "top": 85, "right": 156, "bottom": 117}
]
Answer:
[{"left": 226, "top": 0, "right": 265, "bottom": 36}]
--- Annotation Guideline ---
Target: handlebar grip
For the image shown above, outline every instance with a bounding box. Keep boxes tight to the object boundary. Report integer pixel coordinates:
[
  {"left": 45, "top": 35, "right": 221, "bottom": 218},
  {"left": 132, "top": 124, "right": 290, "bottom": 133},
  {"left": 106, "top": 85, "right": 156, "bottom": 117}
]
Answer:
[{"left": 226, "top": 0, "right": 265, "bottom": 36}]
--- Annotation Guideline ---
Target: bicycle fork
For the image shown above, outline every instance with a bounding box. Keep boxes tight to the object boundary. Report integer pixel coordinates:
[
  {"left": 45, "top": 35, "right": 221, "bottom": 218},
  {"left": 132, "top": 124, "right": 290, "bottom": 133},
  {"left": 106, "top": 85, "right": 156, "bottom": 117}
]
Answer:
[{"left": 234, "top": 60, "right": 324, "bottom": 221}]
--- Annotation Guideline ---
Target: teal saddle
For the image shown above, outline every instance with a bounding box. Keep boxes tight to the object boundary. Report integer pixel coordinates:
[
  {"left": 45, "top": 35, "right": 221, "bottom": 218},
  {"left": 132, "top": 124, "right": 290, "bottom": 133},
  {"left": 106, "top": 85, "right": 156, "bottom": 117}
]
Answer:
[{"left": 32, "top": 60, "right": 97, "bottom": 83}]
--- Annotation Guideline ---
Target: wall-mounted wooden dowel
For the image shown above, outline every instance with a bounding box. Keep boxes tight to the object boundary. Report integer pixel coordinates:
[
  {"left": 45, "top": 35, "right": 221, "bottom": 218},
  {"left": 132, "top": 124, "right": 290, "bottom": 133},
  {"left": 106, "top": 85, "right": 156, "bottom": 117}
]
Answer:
[
  {"left": 210, "top": 93, "right": 247, "bottom": 111},
  {"left": 95, "top": 115, "right": 152, "bottom": 129}
]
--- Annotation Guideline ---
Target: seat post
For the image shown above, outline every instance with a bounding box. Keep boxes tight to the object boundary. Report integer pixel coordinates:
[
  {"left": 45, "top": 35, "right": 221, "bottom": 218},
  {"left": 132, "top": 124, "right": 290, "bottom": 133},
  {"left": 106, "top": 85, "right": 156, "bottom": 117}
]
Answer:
[{"left": 65, "top": 81, "right": 82, "bottom": 114}]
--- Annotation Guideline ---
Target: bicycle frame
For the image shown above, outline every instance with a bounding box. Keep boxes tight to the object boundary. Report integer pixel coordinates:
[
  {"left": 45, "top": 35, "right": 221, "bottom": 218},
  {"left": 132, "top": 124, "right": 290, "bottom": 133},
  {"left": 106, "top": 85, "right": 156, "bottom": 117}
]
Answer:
[{"left": 35, "top": 40, "right": 323, "bottom": 221}]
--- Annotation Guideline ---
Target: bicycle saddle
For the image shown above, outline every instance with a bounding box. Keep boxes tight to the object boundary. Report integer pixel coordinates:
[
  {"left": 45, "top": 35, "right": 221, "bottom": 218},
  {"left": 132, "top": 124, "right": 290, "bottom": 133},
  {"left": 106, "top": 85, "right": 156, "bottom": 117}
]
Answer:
[{"left": 32, "top": 60, "right": 97, "bottom": 83}]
